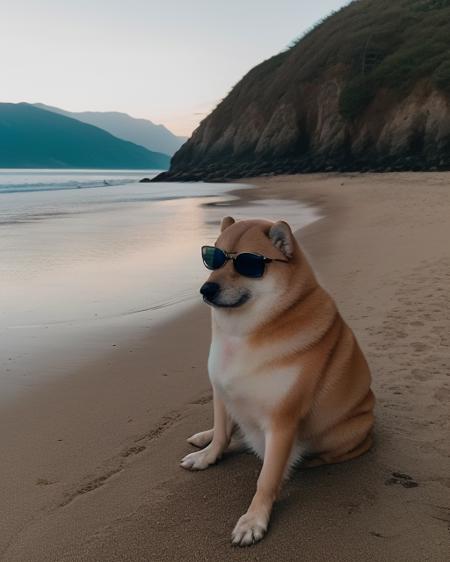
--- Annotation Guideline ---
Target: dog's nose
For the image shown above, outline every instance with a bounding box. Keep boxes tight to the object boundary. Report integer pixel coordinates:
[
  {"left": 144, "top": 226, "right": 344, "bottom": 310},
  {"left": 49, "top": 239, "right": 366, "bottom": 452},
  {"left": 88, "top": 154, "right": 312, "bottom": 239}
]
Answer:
[{"left": 200, "top": 282, "right": 220, "bottom": 301}]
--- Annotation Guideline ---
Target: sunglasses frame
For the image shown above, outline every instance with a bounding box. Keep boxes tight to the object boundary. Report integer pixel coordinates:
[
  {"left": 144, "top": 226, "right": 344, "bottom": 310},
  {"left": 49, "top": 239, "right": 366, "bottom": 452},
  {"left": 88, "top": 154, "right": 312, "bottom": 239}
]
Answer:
[{"left": 201, "top": 245, "right": 288, "bottom": 278}]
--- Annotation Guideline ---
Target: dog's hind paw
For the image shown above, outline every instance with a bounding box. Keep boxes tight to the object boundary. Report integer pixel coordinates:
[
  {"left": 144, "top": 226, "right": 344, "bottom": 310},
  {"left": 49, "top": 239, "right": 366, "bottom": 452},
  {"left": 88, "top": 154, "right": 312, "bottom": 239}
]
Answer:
[
  {"left": 186, "top": 429, "right": 213, "bottom": 448},
  {"left": 231, "top": 512, "right": 268, "bottom": 546}
]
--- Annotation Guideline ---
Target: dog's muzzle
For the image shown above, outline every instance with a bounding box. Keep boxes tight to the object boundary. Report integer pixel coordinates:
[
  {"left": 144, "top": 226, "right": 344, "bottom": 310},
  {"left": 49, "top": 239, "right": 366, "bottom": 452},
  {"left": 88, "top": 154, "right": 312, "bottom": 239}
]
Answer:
[{"left": 199, "top": 282, "right": 250, "bottom": 308}]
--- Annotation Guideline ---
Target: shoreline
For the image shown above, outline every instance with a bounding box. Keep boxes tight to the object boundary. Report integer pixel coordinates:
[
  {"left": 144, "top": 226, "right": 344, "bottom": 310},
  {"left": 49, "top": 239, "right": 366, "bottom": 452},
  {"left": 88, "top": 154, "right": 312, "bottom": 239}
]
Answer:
[
  {"left": 2, "top": 172, "right": 449, "bottom": 561},
  {"left": 0, "top": 176, "right": 317, "bottom": 404}
]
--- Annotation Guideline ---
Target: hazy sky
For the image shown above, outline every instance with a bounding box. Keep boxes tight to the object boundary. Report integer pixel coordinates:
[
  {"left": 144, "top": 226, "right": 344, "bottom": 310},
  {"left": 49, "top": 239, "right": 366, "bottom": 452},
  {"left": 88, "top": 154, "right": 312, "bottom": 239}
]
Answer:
[{"left": 1, "top": 0, "right": 350, "bottom": 136}]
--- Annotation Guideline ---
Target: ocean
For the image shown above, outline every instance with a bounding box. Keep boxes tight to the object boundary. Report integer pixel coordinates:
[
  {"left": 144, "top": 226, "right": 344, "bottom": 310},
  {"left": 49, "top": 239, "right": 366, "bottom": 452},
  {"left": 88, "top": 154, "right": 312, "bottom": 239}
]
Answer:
[{"left": 0, "top": 169, "right": 319, "bottom": 399}]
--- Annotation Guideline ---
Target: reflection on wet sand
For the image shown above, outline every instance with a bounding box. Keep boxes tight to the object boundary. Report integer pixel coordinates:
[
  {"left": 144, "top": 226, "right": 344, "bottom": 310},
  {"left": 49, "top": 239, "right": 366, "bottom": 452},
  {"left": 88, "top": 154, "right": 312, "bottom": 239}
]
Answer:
[{"left": 0, "top": 178, "right": 318, "bottom": 399}]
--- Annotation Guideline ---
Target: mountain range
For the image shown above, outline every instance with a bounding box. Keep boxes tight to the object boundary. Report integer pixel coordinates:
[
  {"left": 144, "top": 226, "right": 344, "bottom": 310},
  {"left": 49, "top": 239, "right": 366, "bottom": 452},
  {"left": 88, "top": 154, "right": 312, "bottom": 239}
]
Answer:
[
  {"left": 34, "top": 103, "right": 186, "bottom": 156},
  {"left": 157, "top": 0, "right": 450, "bottom": 181},
  {"left": 0, "top": 103, "right": 170, "bottom": 170}
]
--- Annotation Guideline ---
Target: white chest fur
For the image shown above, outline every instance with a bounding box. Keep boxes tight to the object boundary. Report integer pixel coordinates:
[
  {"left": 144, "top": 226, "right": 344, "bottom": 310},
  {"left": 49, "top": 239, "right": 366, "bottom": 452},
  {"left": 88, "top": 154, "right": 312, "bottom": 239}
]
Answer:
[{"left": 208, "top": 332, "right": 299, "bottom": 436}]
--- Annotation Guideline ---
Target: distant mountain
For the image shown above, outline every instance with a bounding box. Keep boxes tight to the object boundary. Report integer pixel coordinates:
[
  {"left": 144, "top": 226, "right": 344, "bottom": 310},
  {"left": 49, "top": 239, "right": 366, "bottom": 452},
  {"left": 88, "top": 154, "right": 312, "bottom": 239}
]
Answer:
[
  {"left": 0, "top": 103, "right": 170, "bottom": 169},
  {"left": 35, "top": 103, "right": 186, "bottom": 156},
  {"left": 157, "top": 0, "right": 450, "bottom": 181}
]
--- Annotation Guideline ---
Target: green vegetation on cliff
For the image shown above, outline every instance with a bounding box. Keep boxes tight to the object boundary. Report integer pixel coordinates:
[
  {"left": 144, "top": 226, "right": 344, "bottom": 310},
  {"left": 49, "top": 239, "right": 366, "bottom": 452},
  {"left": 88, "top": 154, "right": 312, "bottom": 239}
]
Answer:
[{"left": 332, "top": 0, "right": 450, "bottom": 118}]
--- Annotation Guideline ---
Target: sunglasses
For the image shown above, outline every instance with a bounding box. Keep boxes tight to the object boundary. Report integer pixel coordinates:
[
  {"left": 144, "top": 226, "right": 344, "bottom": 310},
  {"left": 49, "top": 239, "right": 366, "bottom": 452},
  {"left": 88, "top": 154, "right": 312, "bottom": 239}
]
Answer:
[{"left": 201, "top": 245, "right": 288, "bottom": 278}]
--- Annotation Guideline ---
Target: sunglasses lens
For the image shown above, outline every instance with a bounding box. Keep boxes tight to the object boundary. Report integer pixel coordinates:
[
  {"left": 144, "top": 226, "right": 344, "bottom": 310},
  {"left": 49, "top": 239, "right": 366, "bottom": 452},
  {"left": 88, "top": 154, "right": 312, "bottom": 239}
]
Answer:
[
  {"left": 202, "top": 246, "right": 227, "bottom": 270},
  {"left": 234, "top": 253, "right": 265, "bottom": 278}
]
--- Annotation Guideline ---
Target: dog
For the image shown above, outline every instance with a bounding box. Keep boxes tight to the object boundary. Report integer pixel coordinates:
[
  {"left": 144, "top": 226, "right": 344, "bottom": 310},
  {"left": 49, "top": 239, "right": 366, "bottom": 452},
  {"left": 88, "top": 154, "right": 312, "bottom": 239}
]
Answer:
[{"left": 181, "top": 217, "right": 375, "bottom": 546}]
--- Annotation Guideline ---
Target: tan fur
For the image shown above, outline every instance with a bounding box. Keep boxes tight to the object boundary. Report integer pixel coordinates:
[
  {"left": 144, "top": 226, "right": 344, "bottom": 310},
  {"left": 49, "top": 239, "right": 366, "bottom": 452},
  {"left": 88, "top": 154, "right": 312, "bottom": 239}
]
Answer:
[{"left": 181, "top": 217, "right": 375, "bottom": 546}]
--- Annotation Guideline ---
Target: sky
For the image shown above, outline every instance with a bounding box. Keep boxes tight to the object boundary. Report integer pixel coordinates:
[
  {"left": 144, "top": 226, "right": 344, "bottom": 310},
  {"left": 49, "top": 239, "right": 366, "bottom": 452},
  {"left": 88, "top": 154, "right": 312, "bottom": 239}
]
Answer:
[{"left": 1, "top": 0, "right": 350, "bottom": 136}]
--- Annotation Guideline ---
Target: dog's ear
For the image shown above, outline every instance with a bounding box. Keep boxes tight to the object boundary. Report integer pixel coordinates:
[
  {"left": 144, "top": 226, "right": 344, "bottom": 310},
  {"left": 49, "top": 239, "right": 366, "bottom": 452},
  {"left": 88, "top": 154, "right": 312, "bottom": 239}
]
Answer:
[
  {"left": 221, "top": 216, "right": 235, "bottom": 232},
  {"left": 269, "top": 221, "right": 295, "bottom": 258}
]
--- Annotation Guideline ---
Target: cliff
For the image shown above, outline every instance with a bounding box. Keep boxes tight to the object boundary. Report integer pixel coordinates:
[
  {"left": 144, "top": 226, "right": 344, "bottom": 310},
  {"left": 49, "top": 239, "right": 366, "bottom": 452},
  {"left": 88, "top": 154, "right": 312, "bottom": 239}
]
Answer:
[{"left": 156, "top": 0, "right": 450, "bottom": 181}]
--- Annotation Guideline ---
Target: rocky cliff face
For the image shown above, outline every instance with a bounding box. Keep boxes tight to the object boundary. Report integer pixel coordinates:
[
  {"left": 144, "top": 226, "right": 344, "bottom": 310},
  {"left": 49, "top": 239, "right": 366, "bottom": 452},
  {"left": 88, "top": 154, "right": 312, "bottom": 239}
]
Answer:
[{"left": 156, "top": 0, "right": 450, "bottom": 181}]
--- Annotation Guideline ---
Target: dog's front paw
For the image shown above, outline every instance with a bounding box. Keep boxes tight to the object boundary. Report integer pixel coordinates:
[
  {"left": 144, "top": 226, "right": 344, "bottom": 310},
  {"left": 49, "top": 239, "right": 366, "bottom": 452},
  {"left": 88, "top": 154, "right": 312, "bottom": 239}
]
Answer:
[
  {"left": 231, "top": 511, "right": 268, "bottom": 546},
  {"left": 180, "top": 447, "right": 219, "bottom": 471}
]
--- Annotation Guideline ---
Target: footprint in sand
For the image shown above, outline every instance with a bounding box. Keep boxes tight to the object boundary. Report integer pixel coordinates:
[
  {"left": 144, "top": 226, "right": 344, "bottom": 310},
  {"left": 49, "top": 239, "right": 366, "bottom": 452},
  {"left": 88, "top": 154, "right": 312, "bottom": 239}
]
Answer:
[{"left": 385, "top": 472, "right": 419, "bottom": 488}]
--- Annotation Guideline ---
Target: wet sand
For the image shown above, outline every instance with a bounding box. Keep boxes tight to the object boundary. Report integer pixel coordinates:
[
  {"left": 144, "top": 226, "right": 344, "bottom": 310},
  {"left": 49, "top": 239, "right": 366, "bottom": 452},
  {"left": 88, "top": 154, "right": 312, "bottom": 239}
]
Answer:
[
  {"left": 0, "top": 176, "right": 316, "bottom": 401},
  {"left": 2, "top": 172, "right": 449, "bottom": 561}
]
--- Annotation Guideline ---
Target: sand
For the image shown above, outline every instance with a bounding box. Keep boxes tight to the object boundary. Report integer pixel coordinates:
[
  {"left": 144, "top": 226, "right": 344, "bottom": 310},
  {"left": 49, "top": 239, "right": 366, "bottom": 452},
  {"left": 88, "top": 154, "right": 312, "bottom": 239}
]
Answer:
[{"left": 1, "top": 172, "right": 449, "bottom": 561}]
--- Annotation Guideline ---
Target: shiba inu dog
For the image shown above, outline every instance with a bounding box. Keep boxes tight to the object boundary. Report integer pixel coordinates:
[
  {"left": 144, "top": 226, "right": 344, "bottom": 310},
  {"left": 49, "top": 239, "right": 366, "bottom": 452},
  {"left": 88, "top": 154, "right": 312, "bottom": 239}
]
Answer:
[{"left": 181, "top": 217, "right": 375, "bottom": 546}]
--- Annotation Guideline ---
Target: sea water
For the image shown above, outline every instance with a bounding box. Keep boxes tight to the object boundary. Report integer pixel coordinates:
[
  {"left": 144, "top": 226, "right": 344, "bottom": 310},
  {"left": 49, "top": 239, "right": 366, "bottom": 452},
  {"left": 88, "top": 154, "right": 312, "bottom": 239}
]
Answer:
[{"left": 0, "top": 169, "right": 319, "bottom": 398}]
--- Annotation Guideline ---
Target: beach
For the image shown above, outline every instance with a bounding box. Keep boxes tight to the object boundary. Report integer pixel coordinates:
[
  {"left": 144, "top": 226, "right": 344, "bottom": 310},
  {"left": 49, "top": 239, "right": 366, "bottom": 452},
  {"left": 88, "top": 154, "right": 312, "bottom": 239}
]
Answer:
[{"left": 1, "top": 172, "right": 449, "bottom": 561}]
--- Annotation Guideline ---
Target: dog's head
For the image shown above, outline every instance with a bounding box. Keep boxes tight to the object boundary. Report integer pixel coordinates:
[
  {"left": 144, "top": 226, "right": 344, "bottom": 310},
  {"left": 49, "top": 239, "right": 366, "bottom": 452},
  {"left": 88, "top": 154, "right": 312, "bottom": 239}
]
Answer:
[{"left": 200, "top": 217, "right": 300, "bottom": 320}]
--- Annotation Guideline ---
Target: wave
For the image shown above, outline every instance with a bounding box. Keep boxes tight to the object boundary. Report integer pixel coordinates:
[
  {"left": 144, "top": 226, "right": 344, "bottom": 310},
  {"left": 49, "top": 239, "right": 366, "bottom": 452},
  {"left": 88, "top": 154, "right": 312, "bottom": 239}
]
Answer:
[{"left": 0, "top": 178, "right": 138, "bottom": 194}]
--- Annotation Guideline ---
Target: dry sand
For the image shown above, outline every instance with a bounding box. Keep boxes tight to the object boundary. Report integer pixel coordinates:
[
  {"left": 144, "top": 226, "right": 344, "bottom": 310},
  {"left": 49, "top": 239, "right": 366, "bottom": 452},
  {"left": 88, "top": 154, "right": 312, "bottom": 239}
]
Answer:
[{"left": 1, "top": 173, "right": 449, "bottom": 561}]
